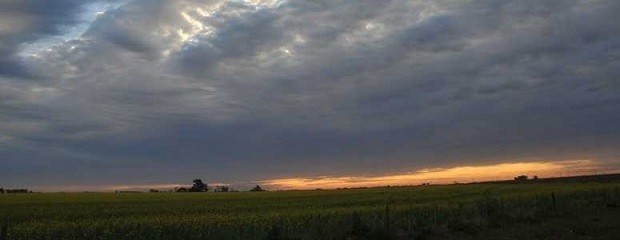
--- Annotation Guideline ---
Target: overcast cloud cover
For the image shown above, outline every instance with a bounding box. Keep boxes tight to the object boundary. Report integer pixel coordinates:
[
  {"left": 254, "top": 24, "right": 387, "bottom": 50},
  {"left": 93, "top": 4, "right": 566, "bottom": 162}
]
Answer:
[{"left": 1, "top": 0, "right": 619, "bottom": 190}]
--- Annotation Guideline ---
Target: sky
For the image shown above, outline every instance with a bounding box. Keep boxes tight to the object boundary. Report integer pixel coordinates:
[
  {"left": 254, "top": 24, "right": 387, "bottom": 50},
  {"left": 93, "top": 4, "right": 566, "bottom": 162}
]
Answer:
[{"left": 1, "top": 0, "right": 619, "bottom": 191}]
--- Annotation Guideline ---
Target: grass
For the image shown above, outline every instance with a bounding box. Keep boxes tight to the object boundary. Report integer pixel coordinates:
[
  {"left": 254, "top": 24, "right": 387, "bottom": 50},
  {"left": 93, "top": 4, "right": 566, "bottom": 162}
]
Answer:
[{"left": 1, "top": 175, "right": 620, "bottom": 239}]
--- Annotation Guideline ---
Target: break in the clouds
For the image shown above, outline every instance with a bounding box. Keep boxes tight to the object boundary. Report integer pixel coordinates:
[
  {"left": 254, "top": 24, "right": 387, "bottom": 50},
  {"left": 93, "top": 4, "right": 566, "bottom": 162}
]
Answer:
[{"left": 1, "top": 0, "right": 619, "bottom": 190}]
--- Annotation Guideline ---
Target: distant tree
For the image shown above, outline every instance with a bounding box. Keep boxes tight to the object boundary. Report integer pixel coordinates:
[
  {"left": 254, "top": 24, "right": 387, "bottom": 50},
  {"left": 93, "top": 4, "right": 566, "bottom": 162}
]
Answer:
[
  {"left": 514, "top": 175, "right": 529, "bottom": 182},
  {"left": 176, "top": 187, "right": 189, "bottom": 192},
  {"left": 532, "top": 175, "right": 539, "bottom": 181},
  {"left": 5, "top": 189, "right": 28, "bottom": 194},
  {"left": 250, "top": 185, "right": 265, "bottom": 192},
  {"left": 190, "top": 179, "right": 208, "bottom": 192},
  {"left": 149, "top": 189, "right": 159, "bottom": 193},
  {"left": 214, "top": 186, "right": 229, "bottom": 192},
  {"left": 117, "top": 191, "right": 141, "bottom": 193},
  {"left": 0, "top": 188, "right": 4, "bottom": 194}
]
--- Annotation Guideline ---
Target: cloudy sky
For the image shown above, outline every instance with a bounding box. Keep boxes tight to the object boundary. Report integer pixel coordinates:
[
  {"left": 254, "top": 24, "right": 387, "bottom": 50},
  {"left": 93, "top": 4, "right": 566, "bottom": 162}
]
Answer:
[{"left": 1, "top": 0, "right": 619, "bottom": 191}]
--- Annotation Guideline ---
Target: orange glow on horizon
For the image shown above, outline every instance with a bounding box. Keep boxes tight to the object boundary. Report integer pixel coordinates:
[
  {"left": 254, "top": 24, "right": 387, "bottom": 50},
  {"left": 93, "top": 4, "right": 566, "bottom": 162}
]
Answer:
[{"left": 261, "top": 160, "right": 602, "bottom": 190}]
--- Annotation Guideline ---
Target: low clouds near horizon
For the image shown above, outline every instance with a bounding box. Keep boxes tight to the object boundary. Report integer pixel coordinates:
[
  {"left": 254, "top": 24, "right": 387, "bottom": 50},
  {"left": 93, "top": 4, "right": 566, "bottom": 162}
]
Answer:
[{"left": 1, "top": 0, "right": 619, "bottom": 189}]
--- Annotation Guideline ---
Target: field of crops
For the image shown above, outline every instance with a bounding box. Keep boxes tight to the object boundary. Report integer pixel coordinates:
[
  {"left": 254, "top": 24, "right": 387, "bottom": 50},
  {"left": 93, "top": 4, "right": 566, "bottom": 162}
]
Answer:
[{"left": 2, "top": 175, "right": 620, "bottom": 240}]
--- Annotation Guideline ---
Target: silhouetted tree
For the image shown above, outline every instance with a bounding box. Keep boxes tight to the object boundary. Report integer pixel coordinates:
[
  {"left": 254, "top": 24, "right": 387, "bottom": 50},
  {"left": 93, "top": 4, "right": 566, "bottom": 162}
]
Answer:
[
  {"left": 514, "top": 175, "right": 528, "bottom": 182},
  {"left": 250, "top": 185, "right": 265, "bottom": 192},
  {"left": 149, "top": 189, "right": 159, "bottom": 193},
  {"left": 176, "top": 187, "right": 189, "bottom": 192},
  {"left": 0, "top": 188, "right": 4, "bottom": 194},
  {"left": 190, "top": 179, "right": 208, "bottom": 192}
]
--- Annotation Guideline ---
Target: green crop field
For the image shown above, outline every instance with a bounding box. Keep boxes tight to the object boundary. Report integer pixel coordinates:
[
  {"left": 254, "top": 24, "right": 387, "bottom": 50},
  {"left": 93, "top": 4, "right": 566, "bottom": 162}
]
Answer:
[{"left": 2, "top": 175, "right": 620, "bottom": 240}]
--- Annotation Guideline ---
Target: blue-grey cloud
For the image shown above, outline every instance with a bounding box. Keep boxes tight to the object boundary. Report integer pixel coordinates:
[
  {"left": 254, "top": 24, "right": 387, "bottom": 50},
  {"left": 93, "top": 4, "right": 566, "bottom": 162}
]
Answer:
[
  {"left": 0, "top": 0, "right": 123, "bottom": 77},
  {"left": 1, "top": 0, "right": 620, "bottom": 189}
]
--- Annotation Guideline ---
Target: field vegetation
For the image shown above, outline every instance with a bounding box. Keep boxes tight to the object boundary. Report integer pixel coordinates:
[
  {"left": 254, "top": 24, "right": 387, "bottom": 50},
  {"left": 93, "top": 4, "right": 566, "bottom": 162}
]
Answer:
[{"left": 1, "top": 175, "right": 620, "bottom": 239}]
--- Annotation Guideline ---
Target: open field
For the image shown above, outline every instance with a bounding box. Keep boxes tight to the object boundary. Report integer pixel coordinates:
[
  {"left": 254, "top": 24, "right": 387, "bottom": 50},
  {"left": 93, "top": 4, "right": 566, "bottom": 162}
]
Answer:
[{"left": 2, "top": 175, "right": 620, "bottom": 240}]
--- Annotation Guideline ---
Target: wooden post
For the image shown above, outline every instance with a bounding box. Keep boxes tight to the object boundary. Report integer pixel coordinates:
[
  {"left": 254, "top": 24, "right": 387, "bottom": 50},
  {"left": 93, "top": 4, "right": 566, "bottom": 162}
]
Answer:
[
  {"left": 385, "top": 203, "right": 391, "bottom": 231},
  {"left": 315, "top": 213, "right": 323, "bottom": 238},
  {"left": 434, "top": 204, "right": 439, "bottom": 226},
  {"left": 408, "top": 201, "right": 413, "bottom": 231},
  {"left": 551, "top": 192, "right": 557, "bottom": 211},
  {"left": 411, "top": 197, "right": 417, "bottom": 229},
  {"left": 0, "top": 225, "right": 7, "bottom": 240}
]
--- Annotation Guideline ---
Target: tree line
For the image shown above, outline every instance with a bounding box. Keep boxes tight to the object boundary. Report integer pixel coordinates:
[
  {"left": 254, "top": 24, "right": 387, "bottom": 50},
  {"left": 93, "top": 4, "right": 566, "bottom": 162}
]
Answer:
[
  {"left": 152, "top": 179, "right": 265, "bottom": 193},
  {"left": 1, "top": 179, "right": 266, "bottom": 194},
  {"left": 0, "top": 188, "right": 30, "bottom": 194}
]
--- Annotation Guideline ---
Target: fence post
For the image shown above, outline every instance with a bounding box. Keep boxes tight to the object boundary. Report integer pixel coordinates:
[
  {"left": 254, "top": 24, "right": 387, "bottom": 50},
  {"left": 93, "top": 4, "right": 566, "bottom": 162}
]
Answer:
[
  {"left": 551, "top": 192, "right": 557, "bottom": 212},
  {"left": 434, "top": 204, "right": 439, "bottom": 226},
  {"left": 385, "top": 203, "right": 391, "bottom": 231},
  {"left": 315, "top": 213, "right": 323, "bottom": 239},
  {"left": 1, "top": 225, "right": 7, "bottom": 240},
  {"left": 408, "top": 200, "right": 414, "bottom": 231}
]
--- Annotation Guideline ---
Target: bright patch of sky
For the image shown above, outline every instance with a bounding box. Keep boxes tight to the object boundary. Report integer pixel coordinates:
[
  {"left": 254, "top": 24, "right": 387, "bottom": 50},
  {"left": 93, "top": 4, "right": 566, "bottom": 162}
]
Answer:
[
  {"left": 239, "top": 0, "right": 284, "bottom": 9},
  {"left": 19, "top": 1, "right": 127, "bottom": 57}
]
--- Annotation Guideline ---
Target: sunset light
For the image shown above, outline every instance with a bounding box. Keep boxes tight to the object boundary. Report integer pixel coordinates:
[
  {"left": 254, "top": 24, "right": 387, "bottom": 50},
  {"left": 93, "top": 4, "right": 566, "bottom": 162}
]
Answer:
[{"left": 262, "top": 160, "right": 602, "bottom": 189}]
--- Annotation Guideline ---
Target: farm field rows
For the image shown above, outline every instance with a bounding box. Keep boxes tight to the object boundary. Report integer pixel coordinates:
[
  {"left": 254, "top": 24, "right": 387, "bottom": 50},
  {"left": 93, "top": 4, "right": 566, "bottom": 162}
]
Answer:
[{"left": 2, "top": 175, "right": 620, "bottom": 239}]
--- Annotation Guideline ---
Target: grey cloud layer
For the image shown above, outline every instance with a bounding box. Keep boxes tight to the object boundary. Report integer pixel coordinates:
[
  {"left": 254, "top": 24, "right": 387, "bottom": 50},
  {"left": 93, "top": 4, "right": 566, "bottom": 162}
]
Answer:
[{"left": 1, "top": 0, "right": 619, "bottom": 188}]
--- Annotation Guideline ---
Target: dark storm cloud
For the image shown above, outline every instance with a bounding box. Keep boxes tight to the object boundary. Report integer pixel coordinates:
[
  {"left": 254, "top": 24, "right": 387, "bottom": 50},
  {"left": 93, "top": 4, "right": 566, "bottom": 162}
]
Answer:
[{"left": 1, "top": 0, "right": 620, "bottom": 189}]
